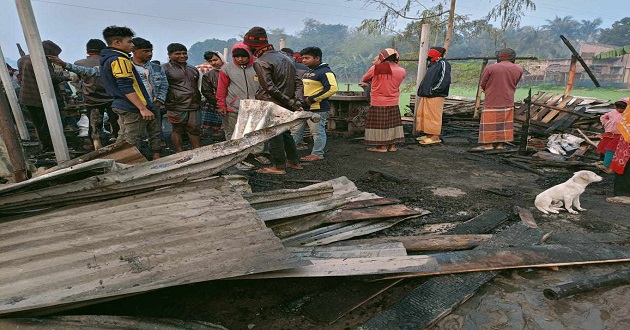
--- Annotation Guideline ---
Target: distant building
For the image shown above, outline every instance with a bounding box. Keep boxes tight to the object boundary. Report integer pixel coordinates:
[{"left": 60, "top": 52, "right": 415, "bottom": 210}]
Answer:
[{"left": 520, "top": 43, "right": 630, "bottom": 89}]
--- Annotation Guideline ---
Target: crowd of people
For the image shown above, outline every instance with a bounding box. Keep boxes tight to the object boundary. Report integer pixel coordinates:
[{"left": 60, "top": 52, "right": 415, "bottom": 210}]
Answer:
[{"left": 5, "top": 25, "right": 630, "bottom": 205}]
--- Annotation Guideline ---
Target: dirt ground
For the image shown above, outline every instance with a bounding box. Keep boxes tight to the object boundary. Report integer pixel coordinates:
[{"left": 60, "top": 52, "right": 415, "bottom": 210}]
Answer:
[{"left": 58, "top": 128, "right": 630, "bottom": 330}]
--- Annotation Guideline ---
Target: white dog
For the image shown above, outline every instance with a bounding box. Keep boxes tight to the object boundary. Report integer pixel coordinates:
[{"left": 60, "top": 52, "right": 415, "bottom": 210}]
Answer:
[{"left": 535, "top": 170, "right": 602, "bottom": 215}]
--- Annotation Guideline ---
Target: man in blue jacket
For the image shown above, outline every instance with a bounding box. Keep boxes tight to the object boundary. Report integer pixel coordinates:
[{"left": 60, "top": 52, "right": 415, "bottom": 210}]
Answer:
[{"left": 99, "top": 26, "right": 154, "bottom": 151}]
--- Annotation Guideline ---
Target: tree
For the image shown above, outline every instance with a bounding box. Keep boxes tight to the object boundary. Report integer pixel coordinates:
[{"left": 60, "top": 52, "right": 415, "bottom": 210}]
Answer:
[
  {"left": 580, "top": 18, "right": 603, "bottom": 43},
  {"left": 599, "top": 17, "right": 630, "bottom": 46},
  {"left": 188, "top": 38, "right": 239, "bottom": 65},
  {"left": 358, "top": 0, "right": 537, "bottom": 50},
  {"left": 542, "top": 16, "right": 580, "bottom": 40}
]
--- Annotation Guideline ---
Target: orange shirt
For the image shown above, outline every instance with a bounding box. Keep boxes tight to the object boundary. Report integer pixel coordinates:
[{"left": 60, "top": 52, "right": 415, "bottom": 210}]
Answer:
[{"left": 362, "top": 63, "right": 406, "bottom": 107}]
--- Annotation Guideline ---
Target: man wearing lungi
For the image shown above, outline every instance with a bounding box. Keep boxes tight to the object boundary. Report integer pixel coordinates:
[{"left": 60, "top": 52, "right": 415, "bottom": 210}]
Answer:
[
  {"left": 416, "top": 47, "right": 451, "bottom": 146},
  {"left": 472, "top": 48, "right": 523, "bottom": 151}
]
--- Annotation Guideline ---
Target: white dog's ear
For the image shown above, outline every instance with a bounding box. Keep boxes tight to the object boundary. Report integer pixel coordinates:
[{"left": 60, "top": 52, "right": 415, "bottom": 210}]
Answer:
[{"left": 580, "top": 172, "right": 590, "bottom": 181}]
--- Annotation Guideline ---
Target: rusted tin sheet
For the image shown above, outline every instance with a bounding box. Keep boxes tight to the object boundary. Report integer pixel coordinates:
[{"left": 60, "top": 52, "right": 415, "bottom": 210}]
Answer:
[{"left": 0, "top": 177, "right": 304, "bottom": 316}]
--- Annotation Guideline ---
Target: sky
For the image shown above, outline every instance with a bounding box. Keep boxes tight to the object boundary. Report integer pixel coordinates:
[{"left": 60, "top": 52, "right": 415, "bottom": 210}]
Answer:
[{"left": 0, "top": 0, "right": 628, "bottom": 65}]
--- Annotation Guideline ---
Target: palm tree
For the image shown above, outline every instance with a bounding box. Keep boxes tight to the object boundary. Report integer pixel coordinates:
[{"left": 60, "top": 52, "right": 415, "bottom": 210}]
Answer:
[
  {"left": 542, "top": 16, "right": 580, "bottom": 40},
  {"left": 579, "top": 18, "right": 603, "bottom": 43}
]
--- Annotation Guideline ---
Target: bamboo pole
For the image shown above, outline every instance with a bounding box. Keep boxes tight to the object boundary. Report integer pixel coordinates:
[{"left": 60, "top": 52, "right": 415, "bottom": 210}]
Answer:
[
  {"left": 472, "top": 59, "right": 489, "bottom": 118},
  {"left": 0, "top": 44, "right": 29, "bottom": 140},
  {"left": 15, "top": 0, "right": 69, "bottom": 162},
  {"left": 413, "top": 24, "right": 430, "bottom": 136}
]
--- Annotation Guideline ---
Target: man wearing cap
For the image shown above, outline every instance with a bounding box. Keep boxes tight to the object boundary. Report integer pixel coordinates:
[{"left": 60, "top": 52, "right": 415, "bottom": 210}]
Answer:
[
  {"left": 243, "top": 26, "right": 304, "bottom": 175},
  {"left": 74, "top": 39, "right": 116, "bottom": 149},
  {"left": 17, "top": 40, "right": 66, "bottom": 153},
  {"left": 472, "top": 48, "right": 523, "bottom": 151}
]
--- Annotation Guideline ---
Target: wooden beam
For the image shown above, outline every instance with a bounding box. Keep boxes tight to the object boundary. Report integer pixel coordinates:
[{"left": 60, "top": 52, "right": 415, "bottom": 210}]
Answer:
[
  {"left": 326, "top": 204, "right": 421, "bottom": 223},
  {"left": 473, "top": 58, "right": 489, "bottom": 118},
  {"left": 332, "top": 234, "right": 493, "bottom": 251},
  {"left": 515, "top": 206, "right": 538, "bottom": 228},
  {"left": 448, "top": 209, "right": 509, "bottom": 235},
  {"left": 359, "top": 223, "right": 540, "bottom": 330},
  {"left": 40, "top": 142, "right": 146, "bottom": 175},
  {"left": 242, "top": 243, "right": 630, "bottom": 279},
  {"left": 0, "top": 44, "right": 29, "bottom": 140},
  {"left": 564, "top": 56, "right": 578, "bottom": 96},
  {"left": 413, "top": 23, "right": 430, "bottom": 135},
  {"left": 0, "top": 89, "right": 28, "bottom": 182},
  {"left": 15, "top": 0, "right": 69, "bottom": 162}
]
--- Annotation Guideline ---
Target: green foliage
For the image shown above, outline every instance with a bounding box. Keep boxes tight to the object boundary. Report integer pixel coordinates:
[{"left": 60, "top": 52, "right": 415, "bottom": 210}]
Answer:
[{"left": 599, "top": 17, "right": 630, "bottom": 46}]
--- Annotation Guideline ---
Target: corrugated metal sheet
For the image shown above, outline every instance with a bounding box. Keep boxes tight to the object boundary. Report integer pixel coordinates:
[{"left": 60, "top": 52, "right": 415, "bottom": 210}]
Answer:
[
  {"left": 0, "top": 177, "right": 304, "bottom": 316},
  {"left": 0, "top": 315, "right": 227, "bottom": 330},
  {"left": 0, "top": 101, "right": 314, "bottom": 213}
]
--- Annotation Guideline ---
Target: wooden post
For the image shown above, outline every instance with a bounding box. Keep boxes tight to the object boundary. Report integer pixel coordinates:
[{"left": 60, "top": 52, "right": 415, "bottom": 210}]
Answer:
[
  {"left": 413, "top": 23, "right": 430, "bottom": 136},
  {"left": 564, "top": 55, "right": 578, "bottom": 96},
  {"left": 279, "top": 37, "right": 286, "bottom": 49},
  {"left": 15, "top": 0, "right": 69, "bottom": 162},
  {"left": 0, "top": 85, "right": 28, "bottom": 182},
  {"left": 0, "top": 44, "right": 30, "bottom": 140},
  {"left": 443, "top": 0, "right": 456, "bottom": 53},
  {"left": 472, "top": 59, "right": 489, "bottom": 118}
]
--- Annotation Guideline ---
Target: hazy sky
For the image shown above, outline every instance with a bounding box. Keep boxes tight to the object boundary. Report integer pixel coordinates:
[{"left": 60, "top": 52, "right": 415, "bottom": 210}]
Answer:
[{"left": 0, "top": 0, "right": 627, "bottom": 64}]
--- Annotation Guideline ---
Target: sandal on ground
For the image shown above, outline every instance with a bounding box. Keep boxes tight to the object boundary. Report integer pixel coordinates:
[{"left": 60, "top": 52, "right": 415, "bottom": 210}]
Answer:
[
  {"left": 419, "top": 137, "right": 442, "bottom": 146},
  {"left": 367, "top": 148, "right": 388, "bottom": 153},
  {"left": 469, "top": 146, "right": 494, "bottom": 152},
  {"left": 416, "top": 136, "right": 429, "bottom": 141},
  {"left": 255, "top": 166, "right": 286, "bottom": 175},
  {"left": 388, "top": 146, "right": 398, "bottom": 152},
  {"left": 286, "top": 162, "right": 304, "bottom": 170},
  {"left": 300, "top": 154, "right": 323, "bottom": 162},
  {"left": 606, "top": 196, "right": 630, "bottom": 205},
  {"left": 254, "top": 155, "right": 271, "bottom": 165}
]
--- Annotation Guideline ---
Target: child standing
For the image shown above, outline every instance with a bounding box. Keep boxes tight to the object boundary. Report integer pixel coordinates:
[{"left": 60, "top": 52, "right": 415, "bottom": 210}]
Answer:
[{"left": 599, "top": 99, "right": 627, "bottom": 167}]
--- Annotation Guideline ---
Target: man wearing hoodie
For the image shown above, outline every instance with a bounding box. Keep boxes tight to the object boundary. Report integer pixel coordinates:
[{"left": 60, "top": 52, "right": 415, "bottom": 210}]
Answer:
[
  {"left": 216, "top": 42, "right": 259, "bottom": 140},
  {"left": 99, "top": 26, "right": 154, "bottom": 153},
  {"left": 18, "top": 40, "right": 66, "bottom": 152},
  {"left": 243, "top": 26, "right": 304, "bottom": 175},
  {"left": 201, "top": 50, "right": 226, "bottom": 138},
  {"left": 296, "top": 46, "right": 338, "bottom": 161}
]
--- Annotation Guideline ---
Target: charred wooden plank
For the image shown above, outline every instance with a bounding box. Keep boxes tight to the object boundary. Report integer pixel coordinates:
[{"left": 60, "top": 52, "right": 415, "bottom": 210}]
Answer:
[
  {"left": 543, "top": 268, "right": 630, "bottom": 300},
  {"left": 326, "top": 204, "right": 422, "bottom": 223},
  {"left": 331, "top": 235, "right": 493, "bottom": 252},
  {"left": 448, "top": 209, "right": 509, "bottom": 235},
  {"left": 358, "top": 223, "right": 541, "bottom": 330}
]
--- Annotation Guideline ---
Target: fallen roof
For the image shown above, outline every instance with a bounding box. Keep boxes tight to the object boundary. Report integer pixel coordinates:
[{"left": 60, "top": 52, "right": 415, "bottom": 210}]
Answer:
[{"left": 0, "top": 177, "right": 304, "bottom": 316}]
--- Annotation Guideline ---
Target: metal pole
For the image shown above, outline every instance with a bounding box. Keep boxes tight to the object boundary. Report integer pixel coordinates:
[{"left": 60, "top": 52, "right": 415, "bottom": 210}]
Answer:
[
  {"left": 0, "top": 87, "right": 28, "bottom": 182},
  {"left": 15, "top": 0, "right": 69, "bottom": 162},
  {"left": 0, "top": 44, "right": 30, "bottom": 140},
  {"left": 413, "top": 23, "right": 430, "bottom": 136}
]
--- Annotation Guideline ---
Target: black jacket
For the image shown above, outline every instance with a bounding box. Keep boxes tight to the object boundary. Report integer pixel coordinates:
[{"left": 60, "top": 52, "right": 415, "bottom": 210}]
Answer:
[
  {"left": 253, "top": 49, "right": 303, "bottom": 110},
  {"left": 418, "top": 59, "right": 451, "bottom": 98}
]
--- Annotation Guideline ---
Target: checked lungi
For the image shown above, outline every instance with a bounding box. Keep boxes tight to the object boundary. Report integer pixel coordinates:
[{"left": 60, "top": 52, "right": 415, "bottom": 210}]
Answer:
[
  {"left": 365, "top": 105, "right": 405, "bottom": 145},
  {"left": 478, "top": 106, "right": 514, "bottom": 144}
]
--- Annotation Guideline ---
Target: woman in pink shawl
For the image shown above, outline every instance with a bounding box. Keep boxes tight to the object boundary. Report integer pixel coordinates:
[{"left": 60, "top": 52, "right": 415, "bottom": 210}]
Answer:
[{"left": 361, "top": 48, "right": 406, "bottom": 152}]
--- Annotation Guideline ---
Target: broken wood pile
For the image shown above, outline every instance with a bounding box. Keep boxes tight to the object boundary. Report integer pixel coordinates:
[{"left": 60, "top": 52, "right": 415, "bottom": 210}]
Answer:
[
  {"left": 514, "top": 91, "right": 607, "bottom": 136},
  {"left": 409, "top": 95, "right": 478, "bottom": 117}
]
